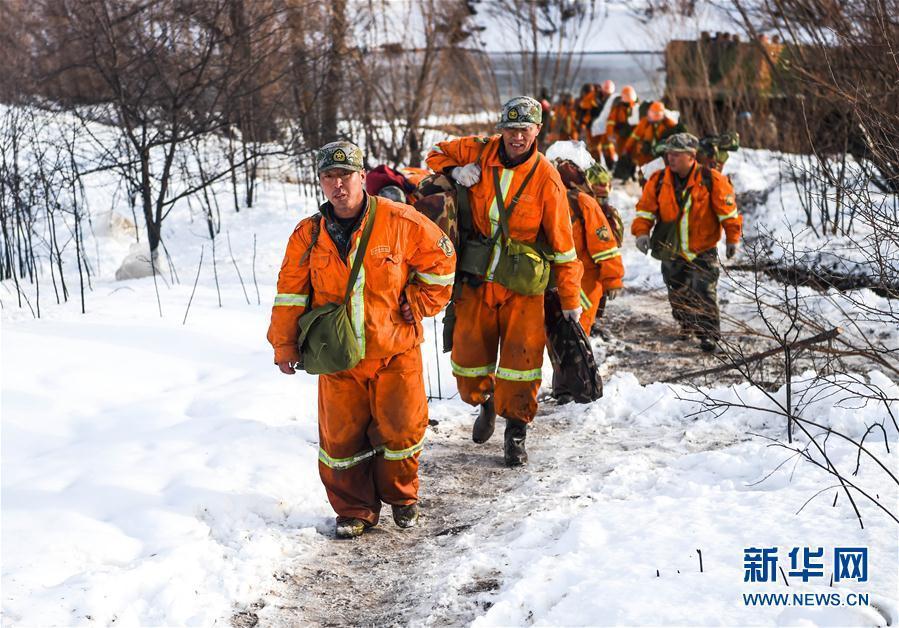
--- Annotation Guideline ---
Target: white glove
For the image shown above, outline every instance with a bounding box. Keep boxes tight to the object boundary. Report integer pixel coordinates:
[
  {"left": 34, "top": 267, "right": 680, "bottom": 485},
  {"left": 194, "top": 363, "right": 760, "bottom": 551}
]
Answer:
[
  {"left": 726, "top": 242, "right": 738, "bottom": 259},
  {"left": 451, "top": 163, "right": 481, "bottom": 187},
  {"left": 562, "top": 307, "right": 583, "bottom": 322},
  {"left": 605, "top": 288, "right": 620, "bottom": 301},
  {"left": 635, "top": 235, "right": 650, "bottom": 254}
]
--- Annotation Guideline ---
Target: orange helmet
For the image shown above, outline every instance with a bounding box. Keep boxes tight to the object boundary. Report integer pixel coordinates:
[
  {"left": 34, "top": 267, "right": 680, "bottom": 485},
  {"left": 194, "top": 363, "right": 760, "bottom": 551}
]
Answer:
[
  {"left": 601, "top": 79, "right": 615, "bottom": 95},
  {"left": 620, "top": 85, "right": 636, "bottom": 104},
  {"left": 648, "top": 101, "right": 665, "bottom": 122}
]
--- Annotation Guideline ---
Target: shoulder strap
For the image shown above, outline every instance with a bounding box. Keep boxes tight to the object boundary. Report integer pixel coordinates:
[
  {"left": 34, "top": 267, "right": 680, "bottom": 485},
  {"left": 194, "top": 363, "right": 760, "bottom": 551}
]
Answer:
[
  {"left": 566, "top": 189, "right": 585, "bottom": 224},
  {"left": 493, "top": 155, "right": 542, "bottom": 242},
  {"left": 298, "top": 215, "right": 323, "bottom": 267},
  {"left": 342, "top": 197, "right": 378, "bottom": 304},
  {"left": 701, "top": 166, "right": 713, "bottom": 194},
  {"left": 654, "top": 169, "right": 665, "bottom": 199}
]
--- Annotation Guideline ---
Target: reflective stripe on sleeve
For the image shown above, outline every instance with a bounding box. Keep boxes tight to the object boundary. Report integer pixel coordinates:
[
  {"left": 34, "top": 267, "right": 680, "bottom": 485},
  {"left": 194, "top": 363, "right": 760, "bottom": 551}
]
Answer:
[
  {"left": 580, "top": 289, "right": 592, "bottom": 309},
  {"left": 273, "top": 293, "right": 309, "bottom": 307},
  {"left": 496, "top": 366, "right": 542, "bottom": 382},
  {"left": 592, "top": 247, "right": 621, "bottom": 262},
  {"left": 717, "top": 208, "right": 739, "bottom": 222},
  {"left": 382, "top": 436, "right": 426, "bottom": 461},
  {"left": 635, "top": 211, "right": 656, "bottom": 221},
  {"left": 414, "top": 271, "right": 456, "bottom": 286},
  {"left": 451, "top": 360, "right": 496, "bottom": 378},
  {"left": 553, "top": 247, "right": 577, "bottom": 263}
]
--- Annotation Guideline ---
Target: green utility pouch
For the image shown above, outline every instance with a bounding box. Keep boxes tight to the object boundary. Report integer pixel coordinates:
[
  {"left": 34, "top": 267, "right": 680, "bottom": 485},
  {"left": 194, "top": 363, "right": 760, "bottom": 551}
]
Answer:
[
  {"left": 457, "top": 235, "right": 495, "bottom": 276},
  {"left": 650, "top": 220, "right": 679, "bottom": 261},
  {"left": 493, "top": 238, "right": 551, "bottom": 295},
  {"left": 297, "top": 301, "right": 361, "bottom": 374},
  {"left": 296, "top": 197, "right": 378, "bottom": 375}
]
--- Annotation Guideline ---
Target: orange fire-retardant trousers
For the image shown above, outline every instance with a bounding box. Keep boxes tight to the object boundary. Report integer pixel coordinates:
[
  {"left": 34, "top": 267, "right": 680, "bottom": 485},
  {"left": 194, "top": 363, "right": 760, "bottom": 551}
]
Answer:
[
  {"left": 578, "top": 265, "right": 605, "bottom": 334},
  {"left": 451, "top": 282, "right": 544, "bottom": 423},
  {"left": 317, "top": 346, "right": 427, "bottom": 526}
]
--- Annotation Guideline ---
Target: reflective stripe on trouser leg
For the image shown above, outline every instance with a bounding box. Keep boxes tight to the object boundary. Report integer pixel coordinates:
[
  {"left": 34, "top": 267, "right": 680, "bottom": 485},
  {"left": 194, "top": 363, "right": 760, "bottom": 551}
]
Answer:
[
  {"left": 451, "top": 282, "right": 500, "bottom": 407},
  {"left": 369, "top": 347, "right": 429, "bottom": 506},
  {"left": 318, "top": 361, "right": 382, "bottom": 525},
  {"left": 495, "top": 285, "right": 545, "bottom": 423}
]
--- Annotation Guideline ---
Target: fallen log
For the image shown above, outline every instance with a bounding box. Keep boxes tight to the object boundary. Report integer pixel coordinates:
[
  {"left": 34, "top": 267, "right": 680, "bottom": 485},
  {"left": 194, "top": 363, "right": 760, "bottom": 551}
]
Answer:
[{"left": 665, "top": 327, "right": 842, "bottom": 383}]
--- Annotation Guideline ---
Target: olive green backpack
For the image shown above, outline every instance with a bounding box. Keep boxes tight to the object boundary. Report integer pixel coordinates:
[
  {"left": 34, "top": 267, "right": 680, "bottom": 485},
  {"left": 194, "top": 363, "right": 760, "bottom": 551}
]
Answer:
[{"left": 297, "top": 197, "right": 378, "bottom": 375}]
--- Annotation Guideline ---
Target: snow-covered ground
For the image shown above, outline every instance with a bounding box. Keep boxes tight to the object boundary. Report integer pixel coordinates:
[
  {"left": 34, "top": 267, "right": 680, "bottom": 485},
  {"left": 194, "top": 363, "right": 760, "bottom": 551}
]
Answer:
[{"left": 2, "top": 111, "right": 897, "bottom": 625}]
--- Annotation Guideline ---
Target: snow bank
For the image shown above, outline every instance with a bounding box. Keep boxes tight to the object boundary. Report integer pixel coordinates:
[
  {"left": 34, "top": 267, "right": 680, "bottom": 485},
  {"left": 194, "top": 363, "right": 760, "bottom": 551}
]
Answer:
[
  {"left": 545, "top": 140, "right": 596, "bottom": 171},
  {"left": 725, "top": 148, "right": 898, "bottom": 281},
  {"left": 436, "top": 373, "right": 899, "bottom": 627}
]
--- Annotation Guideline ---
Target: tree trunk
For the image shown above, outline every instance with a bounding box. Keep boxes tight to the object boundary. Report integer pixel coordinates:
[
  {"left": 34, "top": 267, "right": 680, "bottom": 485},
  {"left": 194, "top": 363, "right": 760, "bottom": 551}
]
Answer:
[{"left": 320, "top": 0, "right": 346, "bottom": 143}]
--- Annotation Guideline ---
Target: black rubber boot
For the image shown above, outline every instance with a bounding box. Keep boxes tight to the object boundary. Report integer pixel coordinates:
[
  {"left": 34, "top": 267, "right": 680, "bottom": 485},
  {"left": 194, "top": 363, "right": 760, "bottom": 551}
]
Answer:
[
  {"left": 555, "top": 393, "right": 574, "bottom": 406},
  {"left": 503, "top": 419, "right": 528, "bottom": 467},
  {"left": 698, "top": 335, "right": 717, "bottom": 353},
  {"left": 472, "top": 398, "right": 496, "bottom": 444}
]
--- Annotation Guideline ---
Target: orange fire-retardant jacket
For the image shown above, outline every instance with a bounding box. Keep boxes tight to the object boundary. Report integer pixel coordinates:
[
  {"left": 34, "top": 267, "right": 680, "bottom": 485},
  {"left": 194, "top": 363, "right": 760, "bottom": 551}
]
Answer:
[
  {"left": 623, "top": 116, "right": 679, "bottom": 165},
  {"left": 426, "top": 135, "right": 583, "bottom": 310},
  {"left": 578, "top": 89, "right": 598, "bottom": 134},
  {"left": 550, "top": 101, "right": 578, "bottom": 141},
  {"left": 631, "top": 165, "right": 743, "bottom": 259},
  {"left": 267, "top": 196, "right": 456, "bottom": 364},
  {"left": 570, "top": 191, "right": 625, "bottom": 291},
  {"left": 606, "top": 99, "right": 637, "bottom": 146}
]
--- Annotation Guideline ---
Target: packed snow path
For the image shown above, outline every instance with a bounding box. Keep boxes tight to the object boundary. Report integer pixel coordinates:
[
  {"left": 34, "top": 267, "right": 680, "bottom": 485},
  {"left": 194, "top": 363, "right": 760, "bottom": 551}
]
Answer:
[{"left": 234, "top": 289, "right": 896, "bottom": 627}]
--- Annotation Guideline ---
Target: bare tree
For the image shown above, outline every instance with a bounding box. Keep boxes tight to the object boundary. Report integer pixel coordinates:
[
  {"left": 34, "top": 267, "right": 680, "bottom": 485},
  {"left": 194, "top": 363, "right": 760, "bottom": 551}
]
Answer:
[
  {"left": 481, "top": 0, "right": 602, "bottom": 99},
  {"left": 344, "top": 0, "right": 490, "bottom": 166}
]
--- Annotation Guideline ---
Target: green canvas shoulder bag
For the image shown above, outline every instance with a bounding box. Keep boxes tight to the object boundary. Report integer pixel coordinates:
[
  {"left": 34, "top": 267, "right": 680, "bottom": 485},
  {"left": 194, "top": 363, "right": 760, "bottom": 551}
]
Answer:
[{"left": 297, "top": 197, "right": 378, "bottom": 375}]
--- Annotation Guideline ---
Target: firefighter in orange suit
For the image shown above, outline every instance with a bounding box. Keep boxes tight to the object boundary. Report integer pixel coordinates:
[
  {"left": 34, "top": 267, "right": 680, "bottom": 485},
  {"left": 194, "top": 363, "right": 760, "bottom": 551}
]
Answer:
[
  {"left": 554, "top": 160, "right": 624, "bottom": 335},
  {"left": 623, "top": 101, "right": 679, "bottom": 167},
  {"left": 604, "top": 85, "right": 639, "bottom": 165},
  {"left": 267, "top": 141, "right": 455, "bottom": 539},
  {"left": 631, "top": 133, "right": 742, "bottom": 353},
  {"left": 426, "top": 96, "right": 583, "bottom": 467}
]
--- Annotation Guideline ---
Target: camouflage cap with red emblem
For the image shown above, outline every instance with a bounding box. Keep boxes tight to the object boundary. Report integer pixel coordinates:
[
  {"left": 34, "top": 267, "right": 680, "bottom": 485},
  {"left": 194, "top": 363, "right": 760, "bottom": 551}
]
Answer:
[
  {"left": 317, "top": 141, "right": 364, "bottom": 173},
  {"left": 497, "top": 96, "right": 543, "bottom": 129}
]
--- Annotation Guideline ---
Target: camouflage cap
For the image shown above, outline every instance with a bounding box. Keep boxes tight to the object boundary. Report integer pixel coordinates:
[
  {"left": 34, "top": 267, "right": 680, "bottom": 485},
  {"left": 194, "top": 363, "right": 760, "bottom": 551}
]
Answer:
[
  {"left": 585, "top": 163, "right": 612, "bottom": 186},
  {"left": 664, "top": 132, "right": 699, "bottom": 154},
  {"left": 497, "top": 96, "right": 543, "bottom": 129},
  {"left": 317, "top": 141, "right": 364, "bottom": 173}
]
